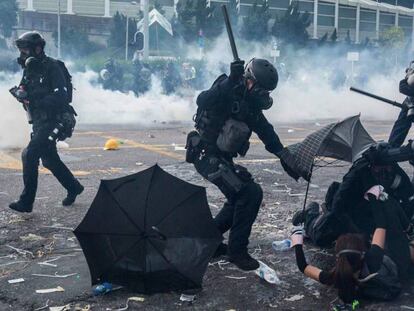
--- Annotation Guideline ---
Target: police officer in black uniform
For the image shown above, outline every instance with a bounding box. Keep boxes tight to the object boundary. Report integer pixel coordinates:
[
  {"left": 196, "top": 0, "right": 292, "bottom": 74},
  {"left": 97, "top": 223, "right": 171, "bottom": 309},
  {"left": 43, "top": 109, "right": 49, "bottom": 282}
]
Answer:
[
  {"left": 186, "top": 58, "right": 296, "bottom": 270},
  {"left": 389, "top": 63, "right": 414, "bottom": 148},
  {"left": 9, "top": 31, "right": 84, "bottom": 213}
]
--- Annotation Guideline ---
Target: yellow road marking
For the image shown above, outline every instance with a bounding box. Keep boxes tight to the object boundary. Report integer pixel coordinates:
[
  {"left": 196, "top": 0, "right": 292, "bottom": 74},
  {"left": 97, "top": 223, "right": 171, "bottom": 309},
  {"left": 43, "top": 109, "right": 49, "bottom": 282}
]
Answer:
[
  {"left": 100, "top": 135, "right": 184, "bottom": 160},
  {"left": 0, "top": 151, "right": 22, "bottom": 170}
]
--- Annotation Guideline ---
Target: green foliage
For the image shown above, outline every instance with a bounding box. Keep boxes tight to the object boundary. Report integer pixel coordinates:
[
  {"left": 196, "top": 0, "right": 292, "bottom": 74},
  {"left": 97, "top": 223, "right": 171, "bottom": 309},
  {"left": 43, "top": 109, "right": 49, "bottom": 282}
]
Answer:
[
  {"left": 272, "top": 1, "right": 311, "bottom": 46},
  {"left": 151, "top": 0, "right": 166, "bottom": 15},
  {"left": 379, "top": 26, "right": 405, "bottom": 50},
  {"left": 52, "top": 27, "right": 103, "bottom": 57},
  {"left": 107, "top": 11, "right": 138, "bottom": 48},
  {"left": 174, "top": 0, "right": 224, "bottom": 42},
  {"left": 0, "top": 0, "right": 18, "bottom": 38},
  {"left": 240, "top": 0, "right": 271, "bottom": 42}
]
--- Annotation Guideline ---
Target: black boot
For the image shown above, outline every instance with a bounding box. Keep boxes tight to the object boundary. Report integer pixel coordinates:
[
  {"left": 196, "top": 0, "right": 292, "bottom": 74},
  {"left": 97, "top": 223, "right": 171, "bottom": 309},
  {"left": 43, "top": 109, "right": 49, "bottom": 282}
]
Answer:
[
  {"left": 212, "top": 243, "right": 228, "bottom": 259},
  {"left": 228, "top": 252, "right": 259, "bottom": 271},
  {"left": 9, "top": 201, "right": 33, "bottom": 213},
  {"left": 292, "top": 202, "right": 320, "bottom": 226},
  {"left": 62, "top": 184, "right": 84, "bottom": 206}
]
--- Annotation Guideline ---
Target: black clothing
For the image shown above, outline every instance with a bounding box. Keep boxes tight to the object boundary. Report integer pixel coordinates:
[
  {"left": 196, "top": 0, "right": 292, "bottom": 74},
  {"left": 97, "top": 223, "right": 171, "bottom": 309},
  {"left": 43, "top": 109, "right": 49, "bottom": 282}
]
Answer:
[
  {"left": 17, "top": 55, "right": 81, "bottom": 206},
  {"left": 389, "top": 79, "right": 414, "bottom": 147},
  {"left": 294, "top": 244, "right": 384, "bottom": 284},
  {"left": 192, "top": 74, "right": 284, "bottom": 256}
]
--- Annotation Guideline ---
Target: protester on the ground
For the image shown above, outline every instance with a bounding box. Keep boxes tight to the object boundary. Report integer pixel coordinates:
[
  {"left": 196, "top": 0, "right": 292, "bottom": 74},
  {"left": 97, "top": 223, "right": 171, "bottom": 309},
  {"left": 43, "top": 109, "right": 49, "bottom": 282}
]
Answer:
[{"left": 292, "top": 196, "right": 407, "bottom": 309}]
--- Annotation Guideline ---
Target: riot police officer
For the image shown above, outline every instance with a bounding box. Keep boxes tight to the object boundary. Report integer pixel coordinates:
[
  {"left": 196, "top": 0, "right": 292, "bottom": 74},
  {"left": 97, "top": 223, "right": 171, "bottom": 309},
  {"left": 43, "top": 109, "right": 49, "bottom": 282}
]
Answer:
[
  {"left": 185, "top": 58, "right": 297, "bottom": 270},
  {"left": 9, "top": 31, "right": 84, "bottom": 213}
]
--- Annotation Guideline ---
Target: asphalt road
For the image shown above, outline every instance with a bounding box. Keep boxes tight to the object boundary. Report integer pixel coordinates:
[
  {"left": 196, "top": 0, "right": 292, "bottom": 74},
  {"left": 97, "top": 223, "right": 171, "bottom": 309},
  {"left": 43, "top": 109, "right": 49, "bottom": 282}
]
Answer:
[{"left": 0, "top": 120, "right": 414, "bottom": 311}]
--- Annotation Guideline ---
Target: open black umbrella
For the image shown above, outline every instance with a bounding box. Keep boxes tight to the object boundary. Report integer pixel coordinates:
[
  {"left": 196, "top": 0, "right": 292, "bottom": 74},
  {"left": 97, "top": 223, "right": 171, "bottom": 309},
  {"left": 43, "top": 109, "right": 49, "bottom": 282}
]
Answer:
[
  {"left": 74, "top": 164, "right": 222, "bottom": 294},
  {"left": 279, "top": 115, "right": 375, "bottom": 182}
]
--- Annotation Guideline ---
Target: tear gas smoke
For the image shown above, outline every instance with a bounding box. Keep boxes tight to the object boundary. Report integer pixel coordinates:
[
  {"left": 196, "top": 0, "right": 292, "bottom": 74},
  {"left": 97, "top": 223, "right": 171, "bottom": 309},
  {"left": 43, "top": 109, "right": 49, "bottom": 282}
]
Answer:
[
  {"left": 0, "top": 71, "right": 30, "bottom": 149},
  {"left": 0, "top": 36, "right": 409, "bottom": 149}
]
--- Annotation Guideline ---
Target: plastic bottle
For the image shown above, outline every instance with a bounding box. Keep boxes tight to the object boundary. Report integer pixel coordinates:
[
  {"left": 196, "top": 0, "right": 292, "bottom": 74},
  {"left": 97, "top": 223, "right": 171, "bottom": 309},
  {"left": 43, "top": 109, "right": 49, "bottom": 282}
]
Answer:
[
  {"left": 255, "top": 260, "right": 281, "bottom": 284},
  {"left": 272, "top": 239, "right": 291, "bottom": 252},
  {"left": 93, "top": 282, "right": 113, "bottom": 295}
]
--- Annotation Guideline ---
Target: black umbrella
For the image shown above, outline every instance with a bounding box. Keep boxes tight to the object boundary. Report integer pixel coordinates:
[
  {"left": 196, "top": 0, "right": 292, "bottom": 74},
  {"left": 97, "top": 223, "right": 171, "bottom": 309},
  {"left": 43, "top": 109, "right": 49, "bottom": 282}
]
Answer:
[
  {"left": 279, "top": 115, "right": 375, "bottom": 182},
  {"left": 74, "top": 164, "right": 222, "bottom": 294}
]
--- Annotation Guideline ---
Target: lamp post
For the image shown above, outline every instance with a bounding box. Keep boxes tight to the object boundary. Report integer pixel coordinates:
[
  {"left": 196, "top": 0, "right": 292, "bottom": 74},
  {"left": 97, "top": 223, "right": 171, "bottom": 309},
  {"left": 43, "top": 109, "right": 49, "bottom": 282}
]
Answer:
[
  {"left": 57, "top": 0, "right": 61, "bottom": 58},
  {"left": 125, "top": 1, "right": 138, "bottom": 61}
]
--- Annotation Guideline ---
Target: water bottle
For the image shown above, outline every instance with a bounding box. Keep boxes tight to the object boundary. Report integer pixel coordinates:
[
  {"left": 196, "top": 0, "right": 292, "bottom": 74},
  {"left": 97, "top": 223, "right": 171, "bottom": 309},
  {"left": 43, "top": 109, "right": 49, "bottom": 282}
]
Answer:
[
  {"left": 93, "top": 282, "right": 112, "bottom": 295},
  {"left": 255, "top": 260, "right": 281, "bottom": 284},
  {"left": 272, "top": 239, "right": 291, "bottom": 252}
]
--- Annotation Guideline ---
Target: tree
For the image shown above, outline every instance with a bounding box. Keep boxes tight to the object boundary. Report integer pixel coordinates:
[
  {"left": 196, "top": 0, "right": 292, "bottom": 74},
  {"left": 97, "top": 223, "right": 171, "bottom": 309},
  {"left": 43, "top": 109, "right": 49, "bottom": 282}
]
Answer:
[
  {"left": 0, "top": 0, "right": 18, "bottom": 38},
  {"left": 272, "top": 1, "right": 311, "bottom": 46},
  {"left": 240, "top": 0, "right": 271, "bottom": 42},
  {"left": 52, "top": 27, "right": 102, "bottom": 57},
  {"left": 330, "top": 28, "right": 337, "bottom": 42},
  {"left": 379, "top": 26, "right": 405, "bottom": 50},
  {"left": 174, "top": 0, "right": 223, "bottom": 42},
  {"left": 108, "top": 11, "right": 138, "bottom": 48},
  {"left": 151, "top": 0, "right": 165, "bottom": 15}
]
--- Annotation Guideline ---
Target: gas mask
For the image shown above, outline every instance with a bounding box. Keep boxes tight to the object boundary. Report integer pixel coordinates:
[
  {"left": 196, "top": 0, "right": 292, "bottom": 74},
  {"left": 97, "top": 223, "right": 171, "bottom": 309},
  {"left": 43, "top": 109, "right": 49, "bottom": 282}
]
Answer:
[
  {"left": 17, "top": 49, "right": 32, "bottom": 68},
  {"left": 247, "top": 84, "right": 273, "bottom": 110}
]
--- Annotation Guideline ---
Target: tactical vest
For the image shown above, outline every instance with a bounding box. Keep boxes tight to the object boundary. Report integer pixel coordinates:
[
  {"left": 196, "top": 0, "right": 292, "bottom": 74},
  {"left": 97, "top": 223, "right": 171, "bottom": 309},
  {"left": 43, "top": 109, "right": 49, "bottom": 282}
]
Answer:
[{"left": 194, "top": 75, "right": 252, "bottom": 156}]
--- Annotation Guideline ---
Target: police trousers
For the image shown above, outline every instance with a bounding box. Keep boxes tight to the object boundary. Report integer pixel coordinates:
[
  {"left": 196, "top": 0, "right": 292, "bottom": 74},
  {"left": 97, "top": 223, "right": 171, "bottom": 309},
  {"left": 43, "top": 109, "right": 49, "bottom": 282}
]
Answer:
[
  {"left": 194, "top": 153, "right": 263, "bottom": 256},
  {"left": 20, "top": 124, "right": 81, "bottom": 205}
]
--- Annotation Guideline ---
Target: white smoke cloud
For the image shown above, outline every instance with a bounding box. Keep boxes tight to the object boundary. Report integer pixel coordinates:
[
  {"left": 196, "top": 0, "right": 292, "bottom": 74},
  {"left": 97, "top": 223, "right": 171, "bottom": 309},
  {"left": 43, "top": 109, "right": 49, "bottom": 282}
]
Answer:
[
  {"left": 0, "top": 37, "right": 409, "bottom": 150},
  {"left": 0, "top": 71, "right": 30, "bottom": 149}
]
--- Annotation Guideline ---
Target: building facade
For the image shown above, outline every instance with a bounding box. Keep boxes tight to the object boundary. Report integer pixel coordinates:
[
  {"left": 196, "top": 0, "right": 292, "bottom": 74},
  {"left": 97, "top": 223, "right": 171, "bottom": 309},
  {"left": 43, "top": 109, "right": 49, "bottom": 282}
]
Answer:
[{"left": 15, "top": 0, "right": 414, "bottom": 47}]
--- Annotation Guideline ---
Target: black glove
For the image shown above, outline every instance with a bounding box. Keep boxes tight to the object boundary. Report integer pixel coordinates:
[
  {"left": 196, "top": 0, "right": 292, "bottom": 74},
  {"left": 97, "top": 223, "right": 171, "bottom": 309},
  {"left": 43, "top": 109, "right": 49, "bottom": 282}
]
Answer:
[
  {"left": 229, "top": 60, "right": 245, "bottom": 82},
  {"left": 280, "top": 158, "right": 300, "bottom": 181},
  {"left": 367, "top": 194, "right": 387, "bottom": 229}
]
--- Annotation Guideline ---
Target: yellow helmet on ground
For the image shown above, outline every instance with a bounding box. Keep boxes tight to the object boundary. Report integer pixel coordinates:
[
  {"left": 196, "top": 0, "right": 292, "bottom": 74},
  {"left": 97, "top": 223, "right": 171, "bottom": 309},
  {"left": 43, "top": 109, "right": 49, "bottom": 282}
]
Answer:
[{"left": 104, "top": 139, "right": 120, "bottom": 150}]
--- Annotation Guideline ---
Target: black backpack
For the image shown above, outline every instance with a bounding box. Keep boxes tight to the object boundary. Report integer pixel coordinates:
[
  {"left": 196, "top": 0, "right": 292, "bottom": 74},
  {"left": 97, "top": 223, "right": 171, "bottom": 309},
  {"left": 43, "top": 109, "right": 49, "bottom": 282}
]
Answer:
[{"left": 56, "top": 59, "right": 74, "bottom": 103}]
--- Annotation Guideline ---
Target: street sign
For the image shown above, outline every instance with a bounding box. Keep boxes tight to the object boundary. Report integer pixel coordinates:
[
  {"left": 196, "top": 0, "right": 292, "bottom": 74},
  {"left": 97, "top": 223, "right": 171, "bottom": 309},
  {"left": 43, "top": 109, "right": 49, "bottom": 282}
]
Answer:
[{"left": 347, "top": 52, "right": 359, "bottom": 62}]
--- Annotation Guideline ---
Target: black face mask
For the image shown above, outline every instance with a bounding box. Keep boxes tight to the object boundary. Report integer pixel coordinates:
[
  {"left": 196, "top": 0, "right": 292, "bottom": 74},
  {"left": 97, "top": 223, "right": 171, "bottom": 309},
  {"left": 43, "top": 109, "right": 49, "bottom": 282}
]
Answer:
[
  {"left": 247, "top": 84, "right": 273, "bottom": 110},
  {"left": 371, "top": 165, "right": 397, "bottom": 189},
  {"left": 17, "top": 51, "right": 31, "bottom": 68}
]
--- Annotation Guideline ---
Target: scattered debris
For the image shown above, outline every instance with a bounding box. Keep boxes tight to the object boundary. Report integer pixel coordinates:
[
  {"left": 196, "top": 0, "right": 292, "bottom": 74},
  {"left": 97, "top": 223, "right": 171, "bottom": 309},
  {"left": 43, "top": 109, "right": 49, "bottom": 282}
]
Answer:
[
  {"left": 38, "top": 254, "right": 77, "bottom": 267},
  {"left": 109, "top": 297, "right": 146, "bottom": 311},
  {"left": 0, "top": 260, "right": 29, "bottom": 267},
  {"left": 315, "top": 122, "right": 321, "bottom": 126},
  {"left": 148, "top": 134, "right": 155, "bottom": 138},
  {"left": 8, "top": 278, "right": 25, "bottom": 284},
  {"left": 35, "top": 286, "right": 65, "bottom": 294},
  {"left": 224, "top": 276, "right": 247, "bottom": 280},
  {"left": 32, "top": 272, "right": 78, "bottom": 278},
  {"left": 209, "top": 259, "right": 230, "bottom": 270},
  {"left": 20, "top": 233, "right": 44, "bottom": 242},
  {"left": 255, "top": 261, "right": 281, "bottom": 284},
  {"left": 42, "top": 225, "right": 74, "bottom": 231},
  {"left": 174, "top": 146, "right": 186, "bottom": 151},
  {"left": 284, "top": 294, "right": 304, "bottom": 302},
  {"left": 135, "top": 162, "right": 144, "bottom": 166},
  {"left": 33, "top": 299, "right": 49, "bottom": 311},
  {"left": 180, "top": 294, "right": 196, "bottom": 302},
  {"left": 6, "top": 245, "right": 35, "bottom": 258},
  {"left": 288, "top": 129, "right": 295, "bottom": 133},
  {"left": 263, "top": 168, "right": 282, "bottom": 175}
]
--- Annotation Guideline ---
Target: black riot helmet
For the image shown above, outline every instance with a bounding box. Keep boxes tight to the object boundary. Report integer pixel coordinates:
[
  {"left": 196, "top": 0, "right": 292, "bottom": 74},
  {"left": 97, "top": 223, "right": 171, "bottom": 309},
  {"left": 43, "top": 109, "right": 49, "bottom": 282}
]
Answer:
[
  {"left": 244, "top": 58, "right": 278, "bottom": 91},
  {"left": 244, "top": 58, "right": 278, "bottom": 110},
  {"left": 15, "top": 31, "right": 46, "bottom": 50}
]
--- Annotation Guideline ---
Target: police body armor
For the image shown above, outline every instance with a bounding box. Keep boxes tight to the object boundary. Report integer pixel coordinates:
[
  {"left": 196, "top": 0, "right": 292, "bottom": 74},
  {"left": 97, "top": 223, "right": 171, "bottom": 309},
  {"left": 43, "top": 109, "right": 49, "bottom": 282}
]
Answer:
[
  {"left": 189, "top": 74, "right": 252, "bottom": 161},
  {"left": 22, "top": 57, "right": 76, "bottom": 141}
]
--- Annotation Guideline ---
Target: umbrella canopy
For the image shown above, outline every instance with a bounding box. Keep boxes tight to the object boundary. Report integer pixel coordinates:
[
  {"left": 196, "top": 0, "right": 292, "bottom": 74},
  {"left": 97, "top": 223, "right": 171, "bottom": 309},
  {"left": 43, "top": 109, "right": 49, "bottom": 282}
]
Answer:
[
  {"left": 280, "top": 115, "right": 375, "bottom": 181},
  {"left": 74, "top": 164, "right": 222, "bottom": 294}
]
